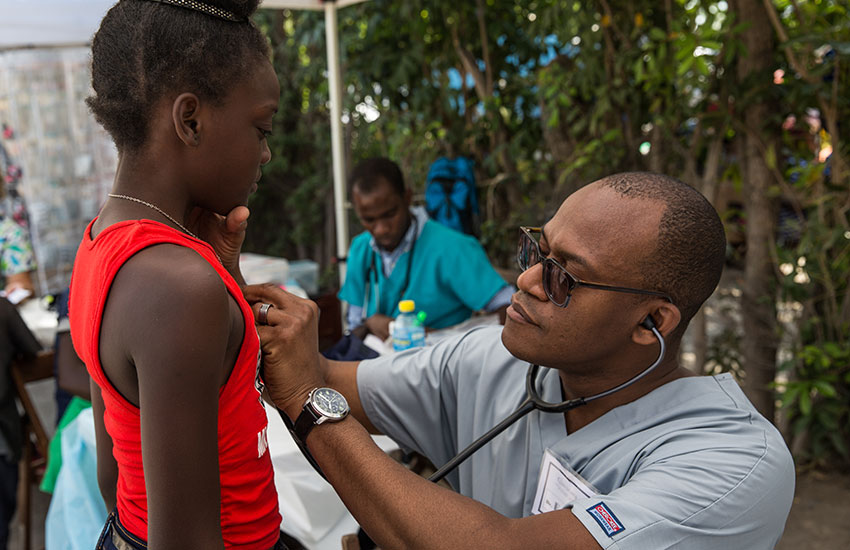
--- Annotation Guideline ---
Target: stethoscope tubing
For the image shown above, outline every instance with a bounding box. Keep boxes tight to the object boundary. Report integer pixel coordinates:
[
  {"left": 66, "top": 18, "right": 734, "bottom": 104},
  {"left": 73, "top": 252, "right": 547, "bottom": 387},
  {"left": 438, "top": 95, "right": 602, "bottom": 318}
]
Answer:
[
  {"left": 362, "top": 217, "right": 419, "bottom": 321},
  {"left": 429, "top": 326, "right": 666, "bottom": 483}
]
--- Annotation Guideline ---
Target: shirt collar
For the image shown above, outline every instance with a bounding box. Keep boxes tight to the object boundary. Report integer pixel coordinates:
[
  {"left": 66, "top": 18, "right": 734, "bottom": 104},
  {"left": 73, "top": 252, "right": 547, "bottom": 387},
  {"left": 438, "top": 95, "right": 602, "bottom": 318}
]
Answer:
[{"left": 368, "top": 206, "right": 428, "bottom": 256}]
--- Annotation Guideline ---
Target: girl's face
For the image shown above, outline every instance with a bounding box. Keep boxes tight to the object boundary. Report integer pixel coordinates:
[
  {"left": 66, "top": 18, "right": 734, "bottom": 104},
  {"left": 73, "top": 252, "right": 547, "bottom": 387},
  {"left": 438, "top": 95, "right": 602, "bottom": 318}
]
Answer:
[{"left": 192, "top": 59, "right": 280, "bottom": 214}]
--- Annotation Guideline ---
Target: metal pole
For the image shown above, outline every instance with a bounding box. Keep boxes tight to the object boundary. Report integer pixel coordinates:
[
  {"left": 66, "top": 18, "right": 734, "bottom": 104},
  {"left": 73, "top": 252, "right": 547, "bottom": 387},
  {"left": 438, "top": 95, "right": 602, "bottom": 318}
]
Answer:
[{"left": 324, "top": 1, "right": 349, "bottom": 289}]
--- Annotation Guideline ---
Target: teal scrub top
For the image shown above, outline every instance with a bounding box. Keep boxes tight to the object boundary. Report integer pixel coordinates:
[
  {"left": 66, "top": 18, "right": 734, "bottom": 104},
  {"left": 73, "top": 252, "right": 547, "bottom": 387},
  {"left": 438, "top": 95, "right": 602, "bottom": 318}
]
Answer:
[{"left": 339, "top": 219, "right": 507, "bottom": 329}]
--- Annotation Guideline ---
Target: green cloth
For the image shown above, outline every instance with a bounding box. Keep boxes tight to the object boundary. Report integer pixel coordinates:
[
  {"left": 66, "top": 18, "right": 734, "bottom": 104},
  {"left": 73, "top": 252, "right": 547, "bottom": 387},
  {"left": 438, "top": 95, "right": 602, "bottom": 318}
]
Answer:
[{"left": 40, "top": 396, "right": 91, "bottom": 494}]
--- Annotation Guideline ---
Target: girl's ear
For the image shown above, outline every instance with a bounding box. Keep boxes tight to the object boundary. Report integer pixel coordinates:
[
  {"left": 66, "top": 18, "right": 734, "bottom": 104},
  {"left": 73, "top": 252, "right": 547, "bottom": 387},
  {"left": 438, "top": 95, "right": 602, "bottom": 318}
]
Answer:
[{"left": 172, "top": 93, "right": 201, "bottom": 147}]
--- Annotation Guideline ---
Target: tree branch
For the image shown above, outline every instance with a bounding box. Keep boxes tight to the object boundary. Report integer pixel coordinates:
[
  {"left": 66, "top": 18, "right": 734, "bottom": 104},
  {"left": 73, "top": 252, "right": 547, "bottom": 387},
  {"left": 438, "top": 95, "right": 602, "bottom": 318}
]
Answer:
[
  {"left": 475, "top": 0, "right": 494, "bottom": 97},
  {"left": 598, "top": 0, "right": 632, "bottom": 49},
  {"left": 760, "top": 0, "right": 818, "bottom": 84},
  {"left": 450, "top": 24, "right": 488, "bottom": 101}
]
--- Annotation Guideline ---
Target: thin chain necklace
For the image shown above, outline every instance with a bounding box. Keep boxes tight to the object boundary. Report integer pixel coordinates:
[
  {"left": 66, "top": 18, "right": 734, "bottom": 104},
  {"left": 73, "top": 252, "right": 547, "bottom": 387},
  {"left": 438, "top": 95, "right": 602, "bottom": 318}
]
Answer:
[
  {"left": 108, "top": 193, "right": 197, "bottom": 239},
  {"left": 107, "top": 193, "right": 223, "bottom": 264}
]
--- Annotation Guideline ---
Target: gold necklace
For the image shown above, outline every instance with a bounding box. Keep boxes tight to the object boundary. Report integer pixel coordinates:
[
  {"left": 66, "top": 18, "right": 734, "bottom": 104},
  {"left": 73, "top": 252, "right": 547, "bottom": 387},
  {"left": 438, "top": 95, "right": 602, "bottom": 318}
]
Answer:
[
  {"left": 107, "top": 193, "right": 224, "bottom": 265},
  {"left": 108, "top": 193, "right": 198, "bottom": 239}
]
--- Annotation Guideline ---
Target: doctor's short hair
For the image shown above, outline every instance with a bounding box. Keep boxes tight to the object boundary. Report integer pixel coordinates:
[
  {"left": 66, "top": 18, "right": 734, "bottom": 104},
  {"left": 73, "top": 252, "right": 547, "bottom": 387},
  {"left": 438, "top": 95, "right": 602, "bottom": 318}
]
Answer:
[
  {"left": 598, "top": 172, "right": 726, "bottom": 328},
  {"left": 349, "top": 157, "right": 407, "bottom": 198},
  {"left": 86, "top": 0, "right": 269, "bottom": 153}
]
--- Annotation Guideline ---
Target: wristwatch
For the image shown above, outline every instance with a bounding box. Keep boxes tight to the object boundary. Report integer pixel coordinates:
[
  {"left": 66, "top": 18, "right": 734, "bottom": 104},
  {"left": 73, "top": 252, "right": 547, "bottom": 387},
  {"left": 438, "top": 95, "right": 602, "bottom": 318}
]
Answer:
[{"left": 292, "top": 387, "right": 350, "bottom": 444}]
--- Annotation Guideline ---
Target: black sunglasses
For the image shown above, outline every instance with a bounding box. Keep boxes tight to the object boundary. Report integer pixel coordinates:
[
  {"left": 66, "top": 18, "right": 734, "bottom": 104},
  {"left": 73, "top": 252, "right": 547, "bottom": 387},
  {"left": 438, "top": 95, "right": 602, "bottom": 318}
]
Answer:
[{"left": 517, "top": 226, "right": 673, "bottom": 308}]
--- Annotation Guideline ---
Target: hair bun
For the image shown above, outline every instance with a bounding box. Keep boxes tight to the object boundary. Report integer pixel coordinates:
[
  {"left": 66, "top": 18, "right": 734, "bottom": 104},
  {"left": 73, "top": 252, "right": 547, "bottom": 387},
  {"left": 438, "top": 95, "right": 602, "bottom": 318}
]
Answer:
[{"left": 205, "top": 0, "right": 261, "bottom": 20}]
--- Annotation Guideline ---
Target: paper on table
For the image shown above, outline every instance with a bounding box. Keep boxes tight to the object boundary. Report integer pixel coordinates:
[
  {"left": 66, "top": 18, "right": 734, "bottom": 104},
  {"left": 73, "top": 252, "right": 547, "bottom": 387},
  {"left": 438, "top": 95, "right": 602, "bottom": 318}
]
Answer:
[{"left": 0, "top": 286, "right": 32, "bottom": 304}]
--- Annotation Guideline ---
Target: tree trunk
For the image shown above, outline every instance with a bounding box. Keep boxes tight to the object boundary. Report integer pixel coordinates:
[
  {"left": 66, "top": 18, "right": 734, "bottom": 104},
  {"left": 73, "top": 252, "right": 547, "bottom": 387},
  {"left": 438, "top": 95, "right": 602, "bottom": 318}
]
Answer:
[{"left": 732, "top": 0, "right": 779, "bottom": 422}]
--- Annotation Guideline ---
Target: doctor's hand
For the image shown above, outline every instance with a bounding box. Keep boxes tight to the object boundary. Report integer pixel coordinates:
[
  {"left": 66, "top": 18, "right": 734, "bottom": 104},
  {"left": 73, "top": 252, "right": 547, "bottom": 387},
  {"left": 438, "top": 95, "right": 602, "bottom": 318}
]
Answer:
[
  {"left": 243, "top": 284, "right": 325, "bottom": 419},
  {"left": 189, "top": 205, "right": 249, "bottom": 282}
]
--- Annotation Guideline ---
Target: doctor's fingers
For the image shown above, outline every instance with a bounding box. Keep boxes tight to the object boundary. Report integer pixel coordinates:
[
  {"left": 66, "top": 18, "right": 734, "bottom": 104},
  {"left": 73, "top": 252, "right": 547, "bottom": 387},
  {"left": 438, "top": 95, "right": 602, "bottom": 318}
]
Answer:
[
  {"left": 252, "top": 294, "right": 320, "bottom": 328},
  {"left": 255, "top": 307, "right": 322, "bottom": 382},
  {"left": 244, "top": 282, "right": 316, "bottom": 313},
  {"left": 243, "top": 283, "right": 289, "bottom": 307}
]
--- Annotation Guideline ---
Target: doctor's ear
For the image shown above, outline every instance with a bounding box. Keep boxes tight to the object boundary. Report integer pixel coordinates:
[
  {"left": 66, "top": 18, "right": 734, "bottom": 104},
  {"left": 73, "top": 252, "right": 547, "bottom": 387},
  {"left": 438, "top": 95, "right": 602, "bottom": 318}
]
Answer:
[
  {"left": 631, "top": 301, "right": 681, "bottom": 345},
  {"left": 172, "top": 93, "right": 202, "bottom": 147}
]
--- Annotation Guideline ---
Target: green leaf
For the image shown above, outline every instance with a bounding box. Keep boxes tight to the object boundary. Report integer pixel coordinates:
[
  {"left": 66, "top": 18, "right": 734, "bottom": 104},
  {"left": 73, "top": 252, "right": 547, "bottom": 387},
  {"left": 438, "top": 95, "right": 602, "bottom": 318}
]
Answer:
[
  {"left": 634, "top": 58, "right": 645, "bottom": 83},
  {"left": 799, "top": 391, "right": 812, "bottom": 416},
  {"left": 830, "top": 432, "right": 849, "bottom": 458},
  {"left": 813, "top": 380, "right": 837, "bottom": 398},
  {"left": 649, "top": 28, "right": 667, "bottom": 42},
  {"left": 824, "top": 342, "right": 843, "bottom": 358},
  {"left": 765, "top": 145, "right": 777, "bottom": 170},
  {"left": 780, "top": 385, "right": 800, "bottom": 408},
  {"left": 678, "top": 56, "right": 695, "bottom": 76}
]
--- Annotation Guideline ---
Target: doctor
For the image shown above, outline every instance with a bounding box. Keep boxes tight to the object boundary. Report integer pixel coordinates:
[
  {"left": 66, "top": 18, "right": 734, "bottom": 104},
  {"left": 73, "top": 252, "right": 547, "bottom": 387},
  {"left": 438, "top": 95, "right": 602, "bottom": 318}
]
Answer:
[
  {"left": 339, "top": 157, "right": 512, "bottom": 341},
  {"left": 249, "top": 172, "right": 795, "bottom": 549}
]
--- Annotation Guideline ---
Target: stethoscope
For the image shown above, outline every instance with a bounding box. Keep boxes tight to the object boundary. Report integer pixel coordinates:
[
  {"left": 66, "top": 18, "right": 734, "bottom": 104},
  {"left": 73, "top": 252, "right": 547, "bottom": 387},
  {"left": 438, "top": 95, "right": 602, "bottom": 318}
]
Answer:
[
  {"left": 428, "top": 317, "right": 666, "bottom": 482},
  {"left": 281, "top": 315, "right": 666, "bottom": 494}
]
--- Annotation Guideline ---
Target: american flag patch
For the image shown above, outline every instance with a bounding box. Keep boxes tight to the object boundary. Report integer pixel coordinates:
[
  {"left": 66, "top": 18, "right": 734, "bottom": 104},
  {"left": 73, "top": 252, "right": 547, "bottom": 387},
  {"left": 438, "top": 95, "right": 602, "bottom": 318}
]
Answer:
[{"left": 586, "top": 502, "right": 625, "bottom": 537}]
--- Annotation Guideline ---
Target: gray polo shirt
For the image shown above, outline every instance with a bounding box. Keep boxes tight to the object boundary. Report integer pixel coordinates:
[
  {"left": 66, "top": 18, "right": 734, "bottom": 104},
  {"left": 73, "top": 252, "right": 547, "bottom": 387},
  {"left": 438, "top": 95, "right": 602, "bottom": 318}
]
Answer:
[{"left": 357, "top": 325, "right": 794, "bottom": 549}]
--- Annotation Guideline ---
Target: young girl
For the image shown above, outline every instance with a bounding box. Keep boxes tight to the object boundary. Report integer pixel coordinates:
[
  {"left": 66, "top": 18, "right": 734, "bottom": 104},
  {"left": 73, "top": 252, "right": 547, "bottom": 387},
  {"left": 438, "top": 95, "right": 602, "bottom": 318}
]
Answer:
[{"left": 69, "top": 1, "right": 283, "bottom": 548}]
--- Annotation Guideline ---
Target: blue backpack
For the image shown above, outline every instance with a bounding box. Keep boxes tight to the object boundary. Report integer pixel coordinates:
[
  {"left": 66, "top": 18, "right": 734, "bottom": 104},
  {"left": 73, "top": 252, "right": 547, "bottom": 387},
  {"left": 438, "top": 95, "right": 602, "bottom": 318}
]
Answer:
[{"left": 424, "top": 156, "right": 479, "bottom": 237}]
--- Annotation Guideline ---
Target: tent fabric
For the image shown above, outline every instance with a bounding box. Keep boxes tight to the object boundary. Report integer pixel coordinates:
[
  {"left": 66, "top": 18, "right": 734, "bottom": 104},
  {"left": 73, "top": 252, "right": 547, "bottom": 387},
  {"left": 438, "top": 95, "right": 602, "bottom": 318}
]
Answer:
[
  {"left": 0, "top": 0, "right": 116, "bottom": 50},
  {"left": 0, "top": 0, "right": 370, "bottom": 51},
  {"left": 261, "top": 0, "right": 368, "bottom": 9}
]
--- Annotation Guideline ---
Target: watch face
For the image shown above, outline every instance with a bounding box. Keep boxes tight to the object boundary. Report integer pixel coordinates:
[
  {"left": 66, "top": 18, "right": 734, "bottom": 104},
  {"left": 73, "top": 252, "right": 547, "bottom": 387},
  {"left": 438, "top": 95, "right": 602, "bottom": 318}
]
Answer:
[{"left": 311, "top": 387, "right": 349, "bottom": 419}]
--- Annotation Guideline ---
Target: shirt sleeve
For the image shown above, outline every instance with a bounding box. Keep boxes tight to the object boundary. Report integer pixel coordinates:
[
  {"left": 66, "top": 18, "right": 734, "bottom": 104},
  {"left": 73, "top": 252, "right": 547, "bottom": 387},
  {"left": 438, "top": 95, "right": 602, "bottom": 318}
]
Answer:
[
  {"left": 346, "top": 304, "right": 364, "bottom": 330},
  {"left": 567, "top": 428, "right": 796, "bottom": 550},
  {"left": 357, "top": 330, "right": 479, "bottom": 467},
  {"left": 441, "top": 234, "right": 508, "bottom": 312},
  {"left": 483, "top": 285, "right": 513, "bottom": 312}
]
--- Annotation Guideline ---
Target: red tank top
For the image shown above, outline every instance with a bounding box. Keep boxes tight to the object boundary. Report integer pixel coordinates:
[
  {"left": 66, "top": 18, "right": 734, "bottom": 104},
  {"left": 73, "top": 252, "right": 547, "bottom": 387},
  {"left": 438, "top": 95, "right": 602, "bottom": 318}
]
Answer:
[{"left": 69, "top": 219, "right": 281, "bottom": 548}]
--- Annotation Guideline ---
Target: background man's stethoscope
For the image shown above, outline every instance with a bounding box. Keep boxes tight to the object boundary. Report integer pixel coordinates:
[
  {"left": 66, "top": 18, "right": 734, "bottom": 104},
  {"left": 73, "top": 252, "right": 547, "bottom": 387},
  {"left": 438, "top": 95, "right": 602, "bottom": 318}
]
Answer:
[
  {"left": 428, "top": 315, "right": 665, "bottom": 482},
  {"left": 361, "top": 217, "right": 419, "bottom": 322}
]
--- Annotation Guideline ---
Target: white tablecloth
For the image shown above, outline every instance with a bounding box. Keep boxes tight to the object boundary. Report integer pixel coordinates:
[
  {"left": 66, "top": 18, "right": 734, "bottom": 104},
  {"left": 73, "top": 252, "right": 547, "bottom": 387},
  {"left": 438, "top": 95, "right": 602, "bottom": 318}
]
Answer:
[{"left": 264, "top": 404, "right": 399, "bottom": 550}]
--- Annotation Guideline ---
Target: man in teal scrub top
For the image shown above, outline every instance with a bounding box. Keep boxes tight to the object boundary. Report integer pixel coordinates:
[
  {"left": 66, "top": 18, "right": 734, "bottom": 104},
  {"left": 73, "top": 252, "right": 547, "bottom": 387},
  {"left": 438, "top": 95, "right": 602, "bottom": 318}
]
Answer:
[{"left": 339, "top": 157, "right": 512, "bottom": 341}]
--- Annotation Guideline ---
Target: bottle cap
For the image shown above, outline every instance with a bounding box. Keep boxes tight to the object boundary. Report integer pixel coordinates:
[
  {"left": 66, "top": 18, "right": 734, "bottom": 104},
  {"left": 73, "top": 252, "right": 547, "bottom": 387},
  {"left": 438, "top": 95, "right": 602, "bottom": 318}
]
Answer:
[
  {"left": 398, "top": 299, "right": 415, "bottom": 313},
  {"left": 416, "top": 311, "right": 427, "bottom": 326}
]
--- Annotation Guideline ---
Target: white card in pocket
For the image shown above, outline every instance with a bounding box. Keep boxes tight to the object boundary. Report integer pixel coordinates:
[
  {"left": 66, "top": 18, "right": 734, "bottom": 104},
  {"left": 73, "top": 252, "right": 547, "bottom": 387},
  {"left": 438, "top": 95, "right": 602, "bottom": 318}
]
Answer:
[{"left": 531, "top": 448, "right": 597, "bottom": 514}]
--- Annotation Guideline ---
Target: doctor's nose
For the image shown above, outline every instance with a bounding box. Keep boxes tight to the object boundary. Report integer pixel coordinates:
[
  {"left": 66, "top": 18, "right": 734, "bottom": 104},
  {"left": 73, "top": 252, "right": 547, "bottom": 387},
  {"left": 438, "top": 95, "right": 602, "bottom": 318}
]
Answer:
[{"left": 517, "top": 262, "right": 548, "bottom": 302}]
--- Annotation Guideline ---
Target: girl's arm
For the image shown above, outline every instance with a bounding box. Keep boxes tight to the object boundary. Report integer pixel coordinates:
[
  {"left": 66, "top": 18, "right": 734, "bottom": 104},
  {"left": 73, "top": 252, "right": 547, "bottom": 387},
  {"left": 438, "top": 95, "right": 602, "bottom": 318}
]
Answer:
[
  {"left": 90, "top": 380, "right": 118, "bottom": 511},
  {"left": 106, "top": 245, "right": 233, "bottom": 549}
]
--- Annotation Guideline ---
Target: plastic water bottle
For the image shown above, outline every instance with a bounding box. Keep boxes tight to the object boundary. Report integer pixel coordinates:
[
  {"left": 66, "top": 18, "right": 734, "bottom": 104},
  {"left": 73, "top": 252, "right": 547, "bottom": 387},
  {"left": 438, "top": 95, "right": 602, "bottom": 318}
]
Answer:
[{"left": 392, "top": 300, "right": 426, "bottom": 351}]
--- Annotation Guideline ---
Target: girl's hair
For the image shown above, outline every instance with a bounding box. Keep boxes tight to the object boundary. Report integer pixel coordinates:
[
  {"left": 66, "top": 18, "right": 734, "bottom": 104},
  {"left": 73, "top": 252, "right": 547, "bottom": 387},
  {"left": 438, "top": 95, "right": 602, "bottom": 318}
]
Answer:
[{"left": 87, "top": 0, "right": 270, "bottom": 152}]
